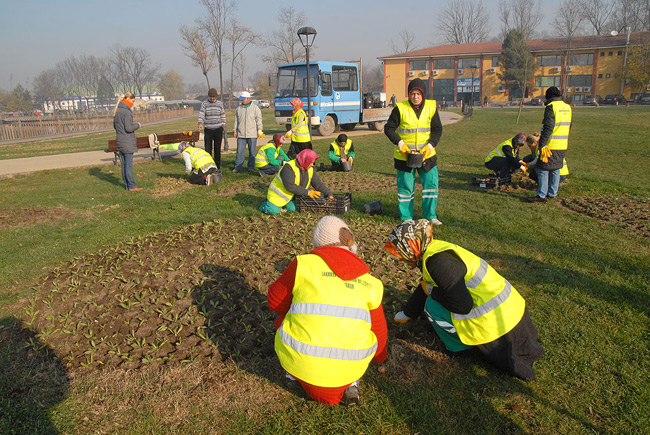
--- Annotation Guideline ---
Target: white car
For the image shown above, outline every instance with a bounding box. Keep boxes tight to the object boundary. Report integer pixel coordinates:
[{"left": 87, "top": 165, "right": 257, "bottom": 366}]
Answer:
[{"left": 252, "top": 100, "right": 270, "bottom": 109}]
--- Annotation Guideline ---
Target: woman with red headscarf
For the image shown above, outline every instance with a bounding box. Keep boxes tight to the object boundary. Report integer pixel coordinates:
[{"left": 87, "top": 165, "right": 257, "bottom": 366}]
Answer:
[
  {"left": 285, "top": 97, "right": 312, "bottom": 159},
  {"left": 260, "top": 149, "right": 333, "bottom": 215}
]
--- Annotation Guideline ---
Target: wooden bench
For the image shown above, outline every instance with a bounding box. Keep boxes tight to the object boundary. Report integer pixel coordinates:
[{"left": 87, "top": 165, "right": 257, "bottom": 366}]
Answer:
[{"left": 105, "top": 131, "right": 200, "bottom": 165}]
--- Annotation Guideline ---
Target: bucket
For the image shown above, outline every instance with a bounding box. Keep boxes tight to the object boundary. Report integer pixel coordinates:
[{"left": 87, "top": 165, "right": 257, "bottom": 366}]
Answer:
[
  {"left": 341, "top": 160, "right": 353, "bottom": 172},
  {"left": 211, "top": 169, "right": 222, "bottom": 184},
  {"left": 364, "top": 200, "right": 383, "bottom": 215},
  {"left": 406, "top": 152, "right": 423, "bottom": 168}
]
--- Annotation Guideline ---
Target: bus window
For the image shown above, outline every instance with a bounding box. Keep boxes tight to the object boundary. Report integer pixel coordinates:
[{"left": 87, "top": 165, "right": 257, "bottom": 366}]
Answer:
[
  {"left": 333, "top": 66, "right": 358, "bottom": 92},
  {"left": 321, "top": 73, "right": 332, "bottom": 96}
]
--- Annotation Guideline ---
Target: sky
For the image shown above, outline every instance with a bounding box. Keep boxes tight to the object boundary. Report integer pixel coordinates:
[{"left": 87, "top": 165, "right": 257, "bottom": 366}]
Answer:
[{"left": 0, "top": 0, "right": 561, "bottom": 92}]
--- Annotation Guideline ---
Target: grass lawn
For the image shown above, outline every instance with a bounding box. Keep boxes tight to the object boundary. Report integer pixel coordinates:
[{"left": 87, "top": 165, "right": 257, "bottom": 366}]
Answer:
[{"left": 1, "top": 106, "right": 648, "bottom": 433}]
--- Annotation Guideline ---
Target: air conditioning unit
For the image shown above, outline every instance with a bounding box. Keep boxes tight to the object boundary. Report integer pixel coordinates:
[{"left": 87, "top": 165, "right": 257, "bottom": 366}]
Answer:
[
  {"left": 432, "top": 70, "right": 439, "bottom": 76},
  {"left": 488, "top": 67, "right": 497, "bottom": 73},
  {"left": 458, "top": 69, "right": 464, "bottom": 75},
  {"left": 551, "top": 67, "right": 560, "bottom": 73},
  {"left": 583, "top": 86, "right": 591, "bottom": 93},
  {"left": 498, "top": 85, "right": 506, "bottom": 92},
  {"left": 408, "top": 71, "right": 415, "bottom": 77},
  {"left": 422, "top": 71, "right": 428, "bottom": 76},
  {"left": 574, "top": 86, "right": 582, "bottom": 92},
  {"left": 566, "top": 66, "right": 574, "bottom": 72},
  {"left": 566, "top": 87, "right": 572, "bottom": 93},
  {"left": 645, "top": 84, "right": 650, "bottom": 91}
]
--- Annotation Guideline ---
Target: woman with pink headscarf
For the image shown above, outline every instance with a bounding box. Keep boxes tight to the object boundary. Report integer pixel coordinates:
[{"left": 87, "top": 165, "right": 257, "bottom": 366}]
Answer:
[
  {"left": 260, "top": 149, "right": 333, "bottom": 215},
  {"left": 285, "top": 97, "right": 312, "bottom": 159}
]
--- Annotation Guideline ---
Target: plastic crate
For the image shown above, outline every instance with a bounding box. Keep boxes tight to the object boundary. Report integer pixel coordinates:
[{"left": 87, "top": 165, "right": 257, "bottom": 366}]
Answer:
[
  {"left": 472, "top": 174, "right": 511, "bottom": 189},
  {"left": 295, "top": 193, "right": 352, "bottom": 215}
]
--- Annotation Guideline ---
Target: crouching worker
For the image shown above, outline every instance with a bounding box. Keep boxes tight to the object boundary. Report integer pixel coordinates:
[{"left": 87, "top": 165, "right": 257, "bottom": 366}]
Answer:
[
  {"left": 524, "top": 132, "right": 569, "bottom": 184},
  {"left": 255, "top": 133, "right": 290, "bottom": 176},
  {"left": 484, "top": 132, "right": 528, "bottom": 178},
  {"left": 384, "top": 219, "right": 544, "bottom": 380},
  {"left": 178, "top": 141, "right": 220, "bottom": 185},
  {"left": 328, "top": 134, "right": 356, "bottom": 172},
  {"left": 259, "top": 149, "right": 333, "bottom": 215},
  {"left": 268, "top": 216, "right": 387, "bottom": 405}
]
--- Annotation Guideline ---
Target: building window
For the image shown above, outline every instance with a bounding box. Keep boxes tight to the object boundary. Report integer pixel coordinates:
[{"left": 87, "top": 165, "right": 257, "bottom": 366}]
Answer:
[
  {"left": 491, "top": 56, "right": 500, "bottom": 67},
  {"left": 431, "top": 78, "right": 454, "bottom": 103},
  {"left": 598, "top": 74, "right": 603, "bottom": 78},
  {"left": 606, "top": 73, "right": 611, "bottom": 78},
  {"left": 618, "top": 51, "right": 623, "bottom": 55},
  {"left": 608, "top": 51, "right": 613, "bottom": 56},
  {"left": 433, "top": 58, "right": 455, "bottom": 69},
  {"left": 458, "top": 57, "right": 480, "bottom": 69},
  {"left": 600, "top": 52, "right": 605, "bottom": 56},
  {"left": 568, "top": 53, "right": 594, "bottom": 65},
  {"left": 536, "top": 76, "right": 562, "bottom": 87},
  {"left": 409, "top": 60, "right": 429, "bottom": 71},
  {"left": 538, "top": 55, "right": 562, "bottom": 66},
  {"left": 568, "top": 75, "right": 593, "bottom": 86}
]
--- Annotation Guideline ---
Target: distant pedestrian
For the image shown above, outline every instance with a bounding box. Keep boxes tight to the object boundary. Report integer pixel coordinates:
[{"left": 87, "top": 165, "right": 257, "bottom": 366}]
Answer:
[
  {"left": 233, "top": 91, "right": 264, "bottom": 173},
  {"left": 483, "top": 95, "right": 488, "bottom": 107},
  {"left": 198, "top": 88, "right": 226, "bottom": 169},
  {"left": 112, "top": 92, "right": 142, "bottom": 191},
  {"left": 390, "top": 94, "right": 396, "bottom": 106}
]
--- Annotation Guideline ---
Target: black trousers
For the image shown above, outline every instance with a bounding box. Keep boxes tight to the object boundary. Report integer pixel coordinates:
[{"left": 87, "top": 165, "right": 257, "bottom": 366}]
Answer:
[
  {"left": 189, "top": 167, "right": 217, "bottom": 185},
  {"left": 287, "top": 141, "right": 312, "bottom": 160},
  {"left": 204, "top": 127, "right": 223, "bottom": 169}
]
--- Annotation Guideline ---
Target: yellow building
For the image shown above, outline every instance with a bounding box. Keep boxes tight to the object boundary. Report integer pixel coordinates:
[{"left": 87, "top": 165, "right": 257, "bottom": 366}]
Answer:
[{"left": 379, "top": 31, "right": 650, "bottom": 105}]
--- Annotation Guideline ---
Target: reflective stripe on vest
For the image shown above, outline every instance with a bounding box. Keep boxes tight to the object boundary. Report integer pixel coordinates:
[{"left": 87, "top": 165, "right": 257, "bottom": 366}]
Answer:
[
  {"left": 421, "top": 240, "right": 525, "bottom": 345},
  {"left": 267, "top": 159, "right": 313, "bottom": 207},
  {"left": 547, "top": 100, "right": 572, "bottom": 150},
  {"left": 274, "top": 254, "right": 383, "bottom": 387},
  {"left": 330, "top": 139, "right": 352, "bottom": 157},
  {"left": 291, "top": 109, "right": 311, "bottom": 143},
  {"left": 394, "top": 100, "right": 437, "bottom": 161},
  {"left": 485, "top": 139, "right": 514, "bottom": 163},
  {"left": 186, "top": 146, "right": 215, "bottom": 170},
  {"left": 255, "top": 142, "right": 277, "bottom": 168}
]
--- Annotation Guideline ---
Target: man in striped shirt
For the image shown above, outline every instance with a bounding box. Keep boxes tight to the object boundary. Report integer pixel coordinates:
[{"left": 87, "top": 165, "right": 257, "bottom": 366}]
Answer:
[{"left": 198, "top": 88, "right": 226, "bottom": 169}]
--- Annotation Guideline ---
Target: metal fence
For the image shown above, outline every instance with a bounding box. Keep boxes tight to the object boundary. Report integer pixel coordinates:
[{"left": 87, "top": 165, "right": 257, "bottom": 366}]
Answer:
[{"left": 0, "top": 108, "right": 194, "bottom": 142}]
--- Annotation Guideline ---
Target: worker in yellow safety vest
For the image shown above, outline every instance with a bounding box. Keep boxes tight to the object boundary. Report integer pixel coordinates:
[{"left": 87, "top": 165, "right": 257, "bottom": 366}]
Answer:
[
  {"left": 384, "top": 219, "right": 544, "bottom": 380},
  {"left": 177, "top": 141, "right": 219, "bottom": 185},
  {"left": 384, "top": 78, "right": 444, "bottom": 225},
  {"left": 328, "top": 134, "right": 356, "bottom": 172},
  {"left": 528, "top": 86, "right": 572, "bottom": 202},
  {"left": 269, "top": 215, "right": 387, "bottom": 405},
  {"left": 484, "top": 132, "right": 527, "bottom": 178},
  {"left": 255, "top": 133, "right": 290, "bottom": 176},
  {"left": 285, "top": 97, "right": 312, "bottom": 159}
]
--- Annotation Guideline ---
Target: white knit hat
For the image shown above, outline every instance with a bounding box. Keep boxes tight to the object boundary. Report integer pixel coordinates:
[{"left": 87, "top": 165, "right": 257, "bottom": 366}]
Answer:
[{"left": 312, "top": 215, "right": 358, "bottom": 254}]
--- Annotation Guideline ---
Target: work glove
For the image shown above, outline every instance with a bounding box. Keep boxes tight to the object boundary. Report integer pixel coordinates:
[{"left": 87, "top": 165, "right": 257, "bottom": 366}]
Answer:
[
  {"left": 539, "top": 147, "right": 552, "bottom": 163},
  {"left": 183, "top": 131, "right": 193, "bottom": 136},
  {"left": 257, "top": 130, "right": 265, "bottom": 139},
  {"left": 349, "top": 157, "right": 353, "bottom": 165},
  {"left": 420, "top": 280, "right": 434, "bottom": 296},
  {"left": 307, "top": 190, "right": 321, "bottom": 199},
  {"left": 284, "top": 130, "right": 293, "bottom": 138},
  {"left": 399, "top": 142, "right": 410, "bottom": 157},
  {"left": 394, "top": 311, "right": 411, "bottom": 324},
  {"left": 520, "top": 161, "right": 529, "bottom": 174}
]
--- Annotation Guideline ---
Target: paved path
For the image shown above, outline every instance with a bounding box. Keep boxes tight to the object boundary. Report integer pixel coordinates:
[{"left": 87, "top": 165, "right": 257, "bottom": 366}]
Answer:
[{"left": 0, "top": 111, "right": 463, "bottom": 178}]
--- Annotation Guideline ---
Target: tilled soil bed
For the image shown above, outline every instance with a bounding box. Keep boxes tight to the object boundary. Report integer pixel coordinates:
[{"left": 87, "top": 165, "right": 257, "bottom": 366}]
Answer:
[{"left": 23, "top": 214, "right": 423, "bottom": 372}]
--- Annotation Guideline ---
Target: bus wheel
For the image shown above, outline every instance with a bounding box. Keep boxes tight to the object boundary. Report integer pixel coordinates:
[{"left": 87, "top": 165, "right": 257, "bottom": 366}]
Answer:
[
  {"left": 340, "top": 123, "right": 356, "bottom": 131},
  {"left": 318, "top": 115, "right": 336, "bottom": 136}
]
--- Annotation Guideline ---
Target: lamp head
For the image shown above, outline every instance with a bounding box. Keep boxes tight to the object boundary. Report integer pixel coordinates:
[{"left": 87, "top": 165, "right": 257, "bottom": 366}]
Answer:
[{"left": 297, "top": 26, "right": 317, "bottom": 48}]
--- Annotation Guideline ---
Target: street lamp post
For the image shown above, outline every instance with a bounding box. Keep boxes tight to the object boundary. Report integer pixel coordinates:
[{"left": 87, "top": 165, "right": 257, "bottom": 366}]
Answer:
[{"left": 297, "top": 26, "right": 317, "bottom": 132}]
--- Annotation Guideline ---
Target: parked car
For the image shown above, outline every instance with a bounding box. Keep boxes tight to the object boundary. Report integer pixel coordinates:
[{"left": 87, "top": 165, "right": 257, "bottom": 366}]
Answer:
[
  {"left": 252, "top": 99, "right": 270, "bottom": 109},
  {"left": 582, "top": 95, "right": 603, "bottom": 106},
  {"left": 526, "top": 96, "right": 544, "bottom": 106},
  {"left": 603, "top": 94, "right": 627, "bottom": 105}
]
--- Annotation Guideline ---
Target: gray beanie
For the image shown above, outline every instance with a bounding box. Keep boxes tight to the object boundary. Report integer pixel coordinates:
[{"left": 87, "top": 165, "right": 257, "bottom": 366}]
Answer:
[{"left": 312, "top": 215, "right": 358, "bottom": 254}]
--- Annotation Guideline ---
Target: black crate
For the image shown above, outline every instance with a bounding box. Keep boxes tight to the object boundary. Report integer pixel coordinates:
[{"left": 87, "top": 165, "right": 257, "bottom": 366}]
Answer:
[
  {"left": 295, "top": 193, "right": 352, "bottom": 215},
  {"left": 472, "top": 174, "right": 511, "bottom": 189}
]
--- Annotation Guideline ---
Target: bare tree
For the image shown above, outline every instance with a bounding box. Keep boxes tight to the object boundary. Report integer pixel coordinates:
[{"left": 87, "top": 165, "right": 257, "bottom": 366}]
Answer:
[
  {"left": 234, "top": 54, "right": 247, "bottom": 92},
  {"left": 498, "top": 0, "right": 543, "bottom": 39},
  {"left": 226, "top": 19, "right": 257, "bottom": 109},
  {"left": 179, "top": 24, "right": 215, "bottom": 90},
  {"left": 262, "top": 6, "right": 307, "bottom": 68},
  {"left": 32, "top": 68, "right": 65, "bottom": 111},
  {"left": 579, "top": 0, "right": 615, "bottom": 34},
  {"left": 608, "top": 0, "right": 649, "bottom": 32},
  {"left": 199, "top": 0, "right": 237, "bottom": 102},
  {"left": 108, "top": 45, "right": 159, "bottom": 96},
  {"left": 553, "top": 0, "right": 586, "bottom": 98},
  {"left": 439, "top": 0, "right": 490, "bottom": 45},
  {"left": 389, "top": 28, "right": 418, "bottom": 54}
]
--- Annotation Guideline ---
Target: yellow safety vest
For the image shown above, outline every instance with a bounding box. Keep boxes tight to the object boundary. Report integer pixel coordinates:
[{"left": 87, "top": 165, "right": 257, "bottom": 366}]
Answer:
[
  {"left": 560, "top": 158, "right": 569, "bottom": 176},
  {"left": 291, "top": 109, "right": 311, "bottom": 143},
  {"left": 330, "top": 139, "right": 352, "bottom": 157},
  {"left": 255, "top": 143, "right": 280, "bottom": 168},
  {"left": 394, "top": 100, "right": 437, "bottom": 161},
  {"left": 422, "top": 240, "right": 525, "bottom": 346},
  {"left": 274, "top": 253, "right": 384, "bottom": 387},
  {"left": 184, "top": 146, "right": 215, "bottom": 170},
  {"left": 546, "top": 100, "right": 572, "bottom": 151},
  {"left": 267, "top": 159, "right": 313, "bottom": 207},
  {"left": 485, "top": 139, "right": 516, "bottom": 163}
]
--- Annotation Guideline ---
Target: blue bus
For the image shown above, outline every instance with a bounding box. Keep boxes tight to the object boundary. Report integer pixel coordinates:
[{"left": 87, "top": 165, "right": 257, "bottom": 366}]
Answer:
[{"left": 274, "top": 60, "right": 390, "bottom": 136}]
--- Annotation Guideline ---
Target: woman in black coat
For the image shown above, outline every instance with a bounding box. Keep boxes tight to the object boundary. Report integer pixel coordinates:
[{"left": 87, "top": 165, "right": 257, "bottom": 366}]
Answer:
[{"left": 113, "top": 92, "right": 142, "bottom": 191}]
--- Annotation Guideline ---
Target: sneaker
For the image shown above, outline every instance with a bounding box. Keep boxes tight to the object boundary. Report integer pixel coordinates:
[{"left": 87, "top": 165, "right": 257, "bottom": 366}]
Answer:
[
  {"left": 205, "top": 175, "right": 212, "bottom": 186},
  {"left": 527, "top": 195, "right": 547, "bottom": 203},
  {"left": 394, "top": 311, "right": 411, "bottom": 324},
  {"left": 546, "top": 195, "right": 556, "bottom": 201},
  {"left": 340, "top": 384, "right": 359, "bottom": 406},
  {"left": 430, "top": 218, "right": 443, "bottom": 226}
]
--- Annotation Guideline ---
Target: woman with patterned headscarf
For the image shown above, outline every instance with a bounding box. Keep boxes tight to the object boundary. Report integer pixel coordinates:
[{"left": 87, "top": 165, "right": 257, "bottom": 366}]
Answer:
[
  {"left": 384, "top": 219, "right": 544, "bottom": 380},
  {"left": 285, "top": 97, "right": 312, "bottom": 159}
]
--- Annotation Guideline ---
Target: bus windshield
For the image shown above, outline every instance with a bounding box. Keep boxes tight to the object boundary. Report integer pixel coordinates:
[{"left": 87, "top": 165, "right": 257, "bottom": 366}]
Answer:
[{"left": 276, "top": 65, "right": 318, "bottom": 98}]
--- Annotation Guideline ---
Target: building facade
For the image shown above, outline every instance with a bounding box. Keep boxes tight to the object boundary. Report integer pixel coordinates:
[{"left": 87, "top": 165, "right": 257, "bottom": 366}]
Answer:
[{"left": 379, "top": 31, "right": 649, "bottom": 105}]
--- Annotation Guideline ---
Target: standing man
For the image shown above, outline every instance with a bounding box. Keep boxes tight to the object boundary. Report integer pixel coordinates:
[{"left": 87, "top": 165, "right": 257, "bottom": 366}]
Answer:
[
  {"left": 198, "top": 88, "right": 226, "bottom": 170},
  {"left": 384, "top": 78, "right": 443, "bottom": 225},
  {"left": 528, "top": 86, "right": 572, "bottom": 202},
  {"left": 285, "top": 98, "right": 312, "bottom": 159},
  {"left": 233, "top": 91, "right": 264, "bottom": 173}
]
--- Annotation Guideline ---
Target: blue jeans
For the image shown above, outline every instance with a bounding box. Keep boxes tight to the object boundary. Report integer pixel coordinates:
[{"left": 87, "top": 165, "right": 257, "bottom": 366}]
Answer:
[
  {"left": 235, "top": 137, "right": 257, "bottom": 170},
  {"left": 537, "top": 168, "right": 560, "bottom": 198},
  {"left": 118, "top": 151, "right": 136, "bottom": 190}
]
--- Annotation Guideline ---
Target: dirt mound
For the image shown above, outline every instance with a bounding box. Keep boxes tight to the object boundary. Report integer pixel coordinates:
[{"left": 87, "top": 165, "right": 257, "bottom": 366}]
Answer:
[{"left": 0, "top": 206, "right": 75, "bottom": 230}]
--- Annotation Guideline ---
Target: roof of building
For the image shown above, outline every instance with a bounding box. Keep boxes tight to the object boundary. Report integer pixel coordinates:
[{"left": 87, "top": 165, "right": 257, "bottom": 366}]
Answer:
[{"left": 379, "top": 31, "right": 650, "bottom": 60}]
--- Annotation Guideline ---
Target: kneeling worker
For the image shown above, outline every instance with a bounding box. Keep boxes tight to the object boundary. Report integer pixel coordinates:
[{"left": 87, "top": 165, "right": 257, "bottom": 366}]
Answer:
[
  {"left": 255, "top": 133, "right": 290, "bottom": 176},
  {"left": 259, "top": 149, "right": 333, "bottom": 215},
  {"left": 524, "top": 132, "right": 569, "bottom": 184},
  {"left": 328, "top": 134, "right": 356, "bottom": 172},
  {"left": 484, "top": 132, "right": 527, "bottom": 178},
  {"left": 178, "top": 141, "right": 220, "bottom": 185}
]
